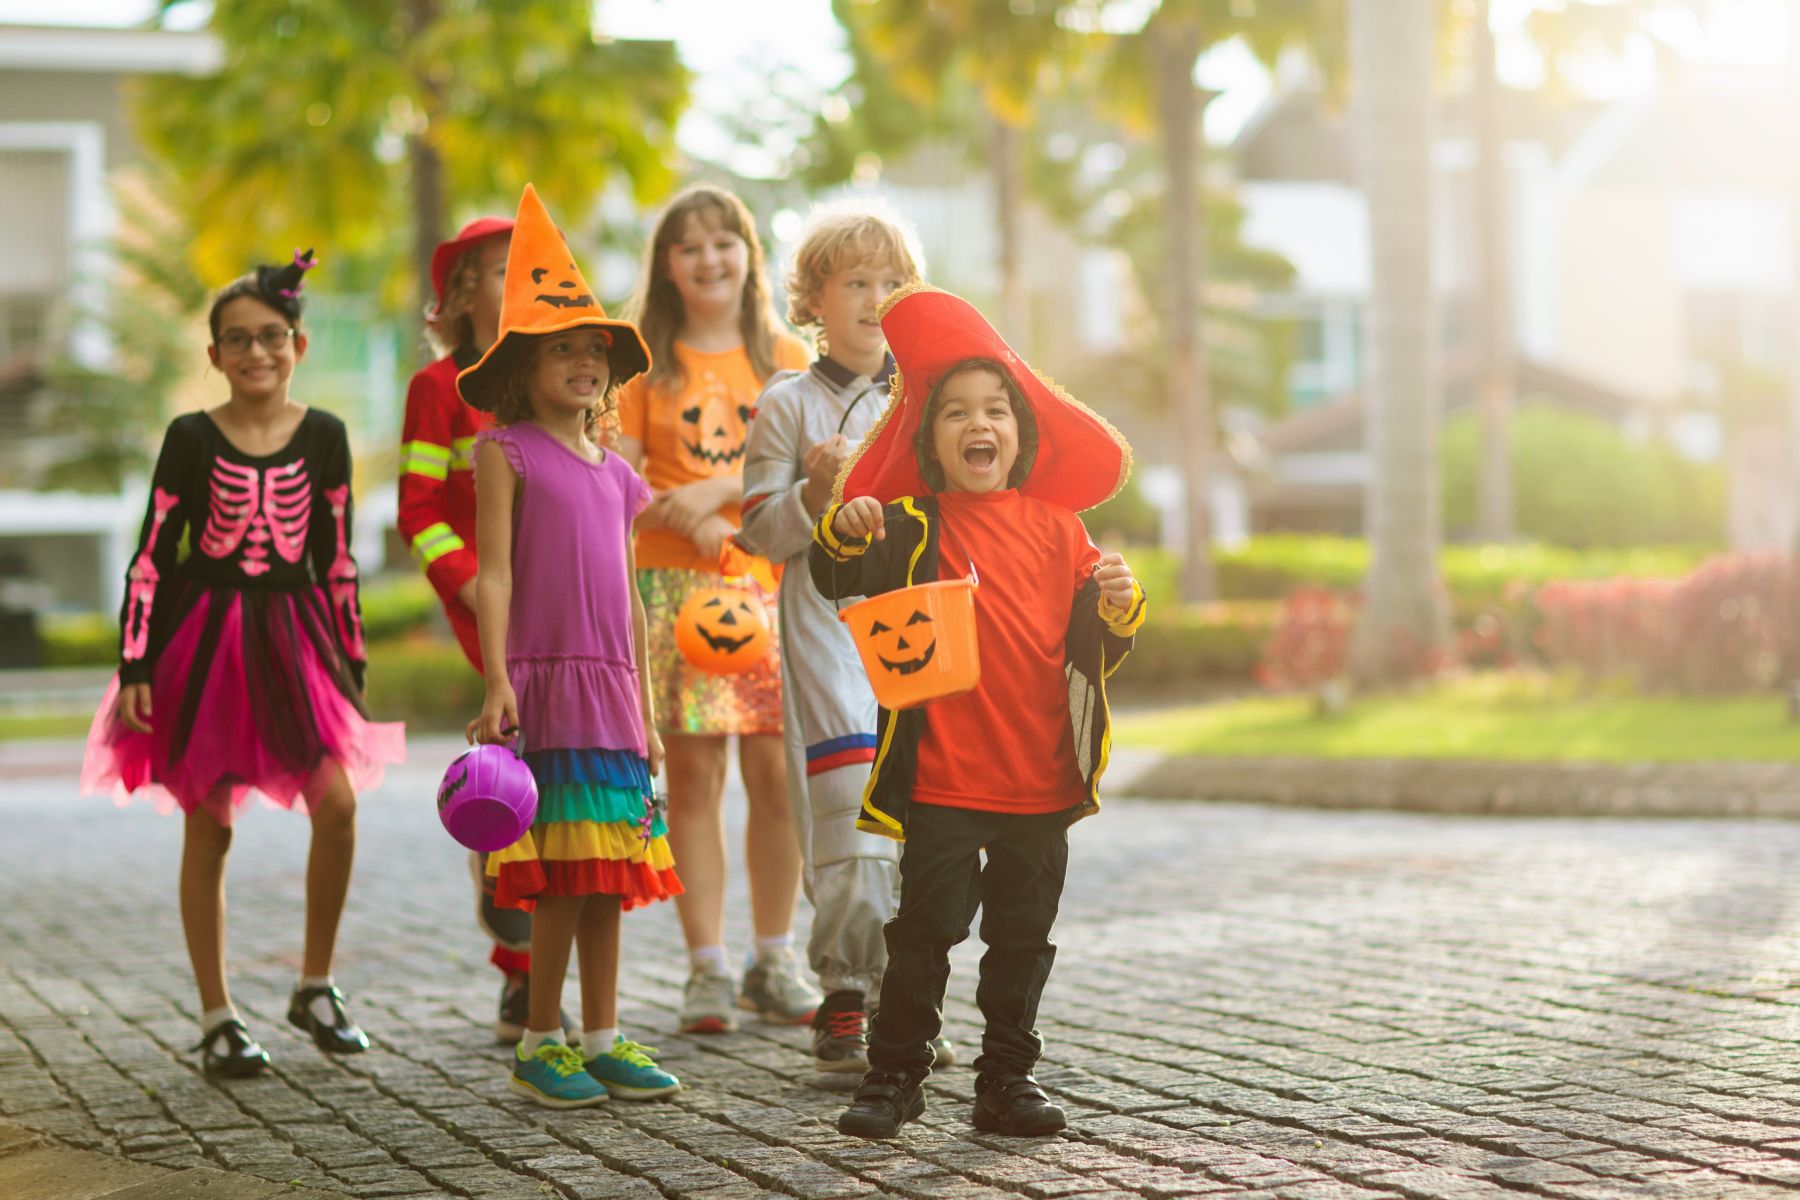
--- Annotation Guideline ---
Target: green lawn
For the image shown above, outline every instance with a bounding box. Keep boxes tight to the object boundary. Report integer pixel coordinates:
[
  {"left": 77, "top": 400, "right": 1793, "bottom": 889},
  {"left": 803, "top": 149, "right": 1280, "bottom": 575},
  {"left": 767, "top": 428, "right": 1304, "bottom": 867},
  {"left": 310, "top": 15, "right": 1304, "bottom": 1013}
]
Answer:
[
  {"left": 0, "top": 713, "right": 95, "bottom": 741},
  {"left": 1113, "top": 673, "right": 1800, "bottom": 763}
]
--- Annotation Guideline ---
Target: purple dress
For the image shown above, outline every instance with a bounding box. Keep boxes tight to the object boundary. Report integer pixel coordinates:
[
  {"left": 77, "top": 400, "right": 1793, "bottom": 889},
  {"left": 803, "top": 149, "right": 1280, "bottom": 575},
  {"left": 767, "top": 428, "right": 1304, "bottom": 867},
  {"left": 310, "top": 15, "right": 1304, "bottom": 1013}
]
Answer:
[{"left": 477, "top": 422, "right": 680, "bottom": 910}]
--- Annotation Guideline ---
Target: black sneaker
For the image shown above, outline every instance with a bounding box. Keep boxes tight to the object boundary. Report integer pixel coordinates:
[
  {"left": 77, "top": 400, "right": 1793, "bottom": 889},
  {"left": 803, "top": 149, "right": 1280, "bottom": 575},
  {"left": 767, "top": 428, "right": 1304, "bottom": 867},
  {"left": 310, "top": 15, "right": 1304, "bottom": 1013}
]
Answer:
[
  {"left": 287, "top": 985, "right": 370, "bottom": 1055},
  {"left": 494, "top": 976, "right": 575, "bottom": 1044},
  {"left": 971, "top": 1072, "right": 1065, "bottom": 1136},
  {"left": 812, "top": 990, "right": 868, "bottom": 1073},
  {"left": 838, "top": 1071, "right": 925, "bottom": 1138},
  {"left": 194, "top": 1018, "right": 270, "bottom": 1079}
]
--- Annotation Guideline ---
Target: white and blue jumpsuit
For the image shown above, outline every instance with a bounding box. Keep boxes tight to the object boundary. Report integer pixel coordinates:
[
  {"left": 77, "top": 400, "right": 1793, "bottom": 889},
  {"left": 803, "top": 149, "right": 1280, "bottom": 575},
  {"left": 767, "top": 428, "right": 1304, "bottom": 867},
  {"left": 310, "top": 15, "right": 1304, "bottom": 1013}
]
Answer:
[{"left": 737, "top": 359, "right": 895, "bottom": 997}]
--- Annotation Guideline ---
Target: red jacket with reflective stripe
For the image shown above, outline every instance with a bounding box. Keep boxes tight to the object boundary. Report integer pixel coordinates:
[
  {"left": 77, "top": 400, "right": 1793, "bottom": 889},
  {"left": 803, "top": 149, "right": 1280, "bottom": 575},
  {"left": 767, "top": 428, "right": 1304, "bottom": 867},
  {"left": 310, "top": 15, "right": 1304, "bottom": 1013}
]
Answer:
[{"left": 397, "top": 350, "right": 489, "bottom": 604}]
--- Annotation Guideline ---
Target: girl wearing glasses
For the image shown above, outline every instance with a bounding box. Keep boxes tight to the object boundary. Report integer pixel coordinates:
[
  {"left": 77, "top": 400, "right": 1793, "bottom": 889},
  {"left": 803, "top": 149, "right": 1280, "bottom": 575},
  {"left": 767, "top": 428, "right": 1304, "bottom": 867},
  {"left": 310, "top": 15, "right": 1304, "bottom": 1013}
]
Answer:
[{"left": 81, "top": 251, "right": 405, "bottom": 1080}]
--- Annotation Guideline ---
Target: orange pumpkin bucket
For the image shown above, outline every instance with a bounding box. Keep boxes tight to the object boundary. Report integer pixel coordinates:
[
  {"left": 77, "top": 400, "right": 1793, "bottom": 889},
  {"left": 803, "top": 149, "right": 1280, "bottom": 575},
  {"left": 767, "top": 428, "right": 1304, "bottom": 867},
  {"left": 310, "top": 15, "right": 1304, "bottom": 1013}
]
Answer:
[{"left": 839, "top": 578, "right": 979, "bottom": 709}]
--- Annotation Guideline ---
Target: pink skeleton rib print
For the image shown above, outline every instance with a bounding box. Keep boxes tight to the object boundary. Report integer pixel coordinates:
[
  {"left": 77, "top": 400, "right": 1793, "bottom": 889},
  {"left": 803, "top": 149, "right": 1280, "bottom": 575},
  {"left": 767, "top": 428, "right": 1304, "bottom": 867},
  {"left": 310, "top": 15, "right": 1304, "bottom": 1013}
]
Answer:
[
  {"left": 122, "top": 488, "right": 181, "bottom": 662},
  {"left": 199, "top": 457, "right": 311, "bottom": 576},
  {"left": 323, "top": 484, "right": 365, "bottom": 660}
]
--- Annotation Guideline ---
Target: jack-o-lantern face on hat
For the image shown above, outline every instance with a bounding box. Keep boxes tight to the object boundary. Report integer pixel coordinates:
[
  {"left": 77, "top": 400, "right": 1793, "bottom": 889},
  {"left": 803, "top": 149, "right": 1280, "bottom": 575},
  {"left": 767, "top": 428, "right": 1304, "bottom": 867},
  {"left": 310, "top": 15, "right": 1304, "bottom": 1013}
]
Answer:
[
  {"left": 679, "top": 381, "right": 752, "bottom": 469},
  {"left": 531, "top": 263, "right": 596, "bottom": 311},
  {"left": 675, "top": 586, "right": 772, "bottom": 674},
  {"left": 868, "top": 608, "right": 936, "bottom": 676}
]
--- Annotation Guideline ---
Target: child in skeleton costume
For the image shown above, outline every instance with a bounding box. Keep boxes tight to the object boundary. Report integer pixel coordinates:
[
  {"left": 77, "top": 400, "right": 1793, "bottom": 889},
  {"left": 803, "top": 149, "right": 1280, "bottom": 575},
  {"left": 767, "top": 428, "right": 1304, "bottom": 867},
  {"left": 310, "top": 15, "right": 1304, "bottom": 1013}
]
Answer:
[
  {"left": 736, "top": 205, "right": 954, "bottom": 1072},
  {"left": 82, "top": 251, "right": 405, "bottom": 1079},
  {"left": 810, "top": 285, "right": 1146, "bottom": 1140}
]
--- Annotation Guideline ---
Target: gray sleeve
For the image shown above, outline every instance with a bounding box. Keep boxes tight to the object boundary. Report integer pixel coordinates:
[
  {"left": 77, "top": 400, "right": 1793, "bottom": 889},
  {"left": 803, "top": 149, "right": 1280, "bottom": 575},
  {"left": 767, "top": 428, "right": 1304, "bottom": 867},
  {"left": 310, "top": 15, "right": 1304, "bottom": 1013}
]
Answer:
[{"left": 738, "top": 380, "right": 818, "bottom": 564}]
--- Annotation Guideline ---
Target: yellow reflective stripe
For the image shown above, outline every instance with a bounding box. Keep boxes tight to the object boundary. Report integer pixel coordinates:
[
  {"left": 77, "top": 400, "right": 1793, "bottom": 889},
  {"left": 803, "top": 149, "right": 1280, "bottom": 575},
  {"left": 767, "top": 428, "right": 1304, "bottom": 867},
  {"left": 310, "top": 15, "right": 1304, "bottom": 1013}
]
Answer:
[
  {"left": 410, "top": 522, "right": 467, "bottom": 565},
  {"left": 451, "top": 436, "right": 477, "bottom": 471},
  {"left": 402, "top": 458, "right": 448, "bottom": 481},
  {"left": 401, "top": 440, "right": 452, "bottom": 480},
  {"left": 402, "top": 440, "right": 451, "bottom": 463}
]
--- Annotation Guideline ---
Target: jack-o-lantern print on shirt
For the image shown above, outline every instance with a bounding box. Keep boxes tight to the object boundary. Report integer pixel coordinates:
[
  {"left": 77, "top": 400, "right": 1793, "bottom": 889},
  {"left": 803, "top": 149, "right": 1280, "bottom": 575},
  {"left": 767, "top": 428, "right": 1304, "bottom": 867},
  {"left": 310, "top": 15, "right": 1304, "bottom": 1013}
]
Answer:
[
  {"left": 678, "top": 370, "right": 753, "bottom": 471},
  {"left": 615, "top": 335, "right": 812, "bottom": 573}
]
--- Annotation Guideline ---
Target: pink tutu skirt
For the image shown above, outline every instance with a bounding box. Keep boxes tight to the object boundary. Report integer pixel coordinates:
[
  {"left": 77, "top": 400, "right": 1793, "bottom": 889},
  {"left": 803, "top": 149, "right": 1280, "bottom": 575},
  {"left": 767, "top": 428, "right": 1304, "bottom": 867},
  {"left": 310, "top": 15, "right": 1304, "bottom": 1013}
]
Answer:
[{"left": 81, "top": 583, "right": 405, "bottom": 826}]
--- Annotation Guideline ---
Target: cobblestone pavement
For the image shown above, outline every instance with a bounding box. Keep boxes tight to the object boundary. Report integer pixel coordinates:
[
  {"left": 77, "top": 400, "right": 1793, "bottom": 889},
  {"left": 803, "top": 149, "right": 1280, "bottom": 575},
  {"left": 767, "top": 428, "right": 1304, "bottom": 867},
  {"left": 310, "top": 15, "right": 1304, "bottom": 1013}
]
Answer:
[{"left": 8, "top": 737, "right": 1800, "bottom": 1199}]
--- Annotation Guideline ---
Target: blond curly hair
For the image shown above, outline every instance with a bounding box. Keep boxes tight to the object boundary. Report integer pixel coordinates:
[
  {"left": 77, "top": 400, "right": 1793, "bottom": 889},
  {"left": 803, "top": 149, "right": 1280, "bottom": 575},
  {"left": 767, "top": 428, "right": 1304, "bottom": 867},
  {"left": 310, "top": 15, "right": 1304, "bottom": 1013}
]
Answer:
[{"left": 784, "top": 201, "right": 923, "bottom": 330}]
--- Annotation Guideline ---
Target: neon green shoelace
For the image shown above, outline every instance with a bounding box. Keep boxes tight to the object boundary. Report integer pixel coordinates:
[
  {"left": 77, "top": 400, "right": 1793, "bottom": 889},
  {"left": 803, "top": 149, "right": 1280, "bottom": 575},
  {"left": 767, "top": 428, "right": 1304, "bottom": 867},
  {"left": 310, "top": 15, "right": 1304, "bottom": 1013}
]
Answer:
[
  {"left": 536, "top": 1044, "right": 588, "bottom": 1077},
  {"left": 609, "top": 1039, "right": 660, "bottom": 1067}
]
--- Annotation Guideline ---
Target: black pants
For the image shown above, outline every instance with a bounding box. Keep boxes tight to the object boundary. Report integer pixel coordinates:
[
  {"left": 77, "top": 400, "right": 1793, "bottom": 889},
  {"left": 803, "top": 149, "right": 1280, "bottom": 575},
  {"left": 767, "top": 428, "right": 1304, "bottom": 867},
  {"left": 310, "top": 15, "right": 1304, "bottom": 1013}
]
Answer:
[{"left": 866, "top": 802, "right": 1071, "bottom": 1085}]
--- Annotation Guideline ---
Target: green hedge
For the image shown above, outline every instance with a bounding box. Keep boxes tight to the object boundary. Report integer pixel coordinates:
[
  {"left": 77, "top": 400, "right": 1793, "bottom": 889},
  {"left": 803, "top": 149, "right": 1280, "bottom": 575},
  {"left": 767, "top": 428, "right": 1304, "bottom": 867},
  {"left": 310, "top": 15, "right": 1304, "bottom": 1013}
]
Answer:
[
  {"left": 1109, "top": 601, "right": 1276, "bottom": 687},
  {"left": 37, "top": 573, "right": 443, "bottom": 669},
  {"left": 37, "top": 540, "right": 1710, "bottom": 694},
  {"left": 364, "top": 636, "right": 483, "bottom": 727},
  {"left": 1196, "top": 537, "right": 1706, "bottom": 605},
  {"left": 40, "top": 612, "right": 117, "bottom": 667}
]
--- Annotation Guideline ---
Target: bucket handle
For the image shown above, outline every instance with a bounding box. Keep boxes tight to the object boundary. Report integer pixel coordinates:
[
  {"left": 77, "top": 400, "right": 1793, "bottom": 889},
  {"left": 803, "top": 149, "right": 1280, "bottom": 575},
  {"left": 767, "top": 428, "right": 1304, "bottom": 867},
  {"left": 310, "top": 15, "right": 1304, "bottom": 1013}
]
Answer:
[{"left": 827, "top": 501, "right": 977, "bottom": 622}]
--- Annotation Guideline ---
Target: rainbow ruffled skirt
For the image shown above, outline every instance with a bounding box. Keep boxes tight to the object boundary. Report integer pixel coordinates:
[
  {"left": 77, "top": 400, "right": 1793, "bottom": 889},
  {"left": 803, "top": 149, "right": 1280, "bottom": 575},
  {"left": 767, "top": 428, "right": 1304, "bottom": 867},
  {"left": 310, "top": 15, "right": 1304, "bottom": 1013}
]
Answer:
[{"left": 485, "top": 748, "right": 682, "bottom": 911}]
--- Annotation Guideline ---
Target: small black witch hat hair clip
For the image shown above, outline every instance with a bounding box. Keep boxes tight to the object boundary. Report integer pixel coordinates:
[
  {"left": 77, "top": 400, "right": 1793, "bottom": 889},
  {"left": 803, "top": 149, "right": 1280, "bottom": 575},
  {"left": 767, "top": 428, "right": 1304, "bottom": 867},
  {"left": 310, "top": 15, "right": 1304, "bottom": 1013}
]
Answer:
[{"left": 259, "top": 247, "right": 318, "bottom": 304}]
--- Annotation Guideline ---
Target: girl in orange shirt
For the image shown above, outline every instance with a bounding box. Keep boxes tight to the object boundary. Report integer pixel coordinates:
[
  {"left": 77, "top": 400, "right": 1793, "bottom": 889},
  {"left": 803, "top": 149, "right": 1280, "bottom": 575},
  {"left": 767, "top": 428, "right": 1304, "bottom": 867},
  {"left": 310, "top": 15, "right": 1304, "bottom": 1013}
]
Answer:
[{"left": 616, "top": 185, "right": 820, "bottom": 1034}]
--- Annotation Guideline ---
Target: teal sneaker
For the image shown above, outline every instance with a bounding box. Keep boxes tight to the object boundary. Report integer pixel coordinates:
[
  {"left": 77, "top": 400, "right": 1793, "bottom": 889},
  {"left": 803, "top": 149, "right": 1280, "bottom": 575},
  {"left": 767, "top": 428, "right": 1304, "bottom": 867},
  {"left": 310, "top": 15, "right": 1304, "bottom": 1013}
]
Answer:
[
  {"left": 509, "top": 1041, "right": 609, "bottom": 1109},
  {"left": 584, "top": 1037, "right": 681, "bottom": 1100}
]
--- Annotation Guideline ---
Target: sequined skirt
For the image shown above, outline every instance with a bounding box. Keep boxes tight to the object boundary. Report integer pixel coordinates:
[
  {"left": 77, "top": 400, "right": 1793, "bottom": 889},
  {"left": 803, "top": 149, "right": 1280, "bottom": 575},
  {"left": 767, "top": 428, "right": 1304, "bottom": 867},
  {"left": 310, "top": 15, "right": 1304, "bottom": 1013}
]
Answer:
[{"left": 635, "top": 567, "right": 782, "bottom": 736}]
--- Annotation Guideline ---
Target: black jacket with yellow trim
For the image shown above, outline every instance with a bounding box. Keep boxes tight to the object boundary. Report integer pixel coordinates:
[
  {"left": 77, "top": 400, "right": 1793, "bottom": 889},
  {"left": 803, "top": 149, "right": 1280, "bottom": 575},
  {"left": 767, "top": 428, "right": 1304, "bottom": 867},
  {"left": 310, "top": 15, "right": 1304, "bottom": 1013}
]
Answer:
[{"left": 809, "top": 494, "right": 1147, "bottom": 841}]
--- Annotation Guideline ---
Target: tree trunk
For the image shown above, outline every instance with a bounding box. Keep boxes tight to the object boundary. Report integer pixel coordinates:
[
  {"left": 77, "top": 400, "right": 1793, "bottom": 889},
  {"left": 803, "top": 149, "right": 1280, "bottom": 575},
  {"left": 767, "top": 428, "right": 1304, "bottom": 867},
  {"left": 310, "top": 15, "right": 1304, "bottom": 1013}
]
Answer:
[
  {"left": 1157, "top": 17, "right": 1219, "bottom": 605},
  {"left": 1348, "top": 0, "right": 1451, "bottom": 685},
  {"left": 406, "top": 0, "right": 445, "bottom": 319},
  {"left": 1473, "top": 0, "right": 1514, "bottom": 542},
  {"left": 989, "top": 110, "right": 1029, "bottom": 350}
]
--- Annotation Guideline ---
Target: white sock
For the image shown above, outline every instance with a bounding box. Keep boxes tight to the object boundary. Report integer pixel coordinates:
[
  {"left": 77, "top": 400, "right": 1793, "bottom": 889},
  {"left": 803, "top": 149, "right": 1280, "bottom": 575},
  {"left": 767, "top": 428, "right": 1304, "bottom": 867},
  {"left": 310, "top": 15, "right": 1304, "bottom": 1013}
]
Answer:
[
  {"left": 582, "top": 1027, "right": 619, "bottom": 1058},
  {"left": 689, "top": 945, "right": 730, "bottom": 975},
  {"left": 752, "top": 933, "right": 793, "bottom": 964},
  {"left": 519, "top": 1028, "right": 565, "bottom": 1055},
  {"left": 296, "top": 975, "right": 337, "bottom": 1024},
  {"left": 200, "top": 1006, "right": 238, "bottom": 1036}
]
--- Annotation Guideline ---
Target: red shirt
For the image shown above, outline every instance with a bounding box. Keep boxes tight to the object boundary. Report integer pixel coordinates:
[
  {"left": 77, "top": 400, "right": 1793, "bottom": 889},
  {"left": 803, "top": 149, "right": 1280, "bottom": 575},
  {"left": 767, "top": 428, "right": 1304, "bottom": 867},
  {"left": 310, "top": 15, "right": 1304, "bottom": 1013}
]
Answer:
[{"left": 914, "top": 489, "right": 1101, "bottom": 814}]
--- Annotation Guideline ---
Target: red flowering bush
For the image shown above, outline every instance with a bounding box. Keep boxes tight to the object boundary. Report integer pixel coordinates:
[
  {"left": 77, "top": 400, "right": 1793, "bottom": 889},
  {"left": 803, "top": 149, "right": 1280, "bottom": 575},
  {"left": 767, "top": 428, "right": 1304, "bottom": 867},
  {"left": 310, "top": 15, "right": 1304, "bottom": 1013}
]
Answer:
[
  {"left": 1256, "top": 586, "right": 1355, "bottom": 691},
  {"left": 1532, "top": 553, "right": 1792, "bottom": 693}
]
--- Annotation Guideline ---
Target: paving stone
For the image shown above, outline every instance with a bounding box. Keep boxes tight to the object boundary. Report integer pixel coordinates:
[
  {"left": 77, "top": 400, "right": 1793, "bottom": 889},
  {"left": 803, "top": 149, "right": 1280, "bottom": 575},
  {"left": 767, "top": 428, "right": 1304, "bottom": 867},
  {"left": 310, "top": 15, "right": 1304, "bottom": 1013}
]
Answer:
[{"left": 14, "top": 739, "right": 1800, "bottom": 1196}]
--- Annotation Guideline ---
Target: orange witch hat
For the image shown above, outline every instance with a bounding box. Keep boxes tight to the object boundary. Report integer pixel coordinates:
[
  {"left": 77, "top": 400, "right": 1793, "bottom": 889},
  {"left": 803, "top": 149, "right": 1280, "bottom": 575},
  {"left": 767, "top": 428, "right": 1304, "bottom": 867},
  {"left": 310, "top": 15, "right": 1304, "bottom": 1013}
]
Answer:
[
  {"left": 457, "top": 184, "right": 650, "bottom": 411},
  {"left": 836, "top": 283, "right": 1131, "bottom": 512}
]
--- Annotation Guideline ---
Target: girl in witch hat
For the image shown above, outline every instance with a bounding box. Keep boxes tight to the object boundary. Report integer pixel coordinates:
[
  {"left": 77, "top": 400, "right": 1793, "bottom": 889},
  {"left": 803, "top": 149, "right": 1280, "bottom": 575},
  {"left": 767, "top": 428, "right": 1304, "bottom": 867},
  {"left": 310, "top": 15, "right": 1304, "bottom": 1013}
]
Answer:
[
  {"left": 399, "top": 214, "right": 571, "bottom": 1044},
  {"left": 808, "top": 284, "right": 1147, "bottom": 1139},
  {"left": 82, "top": 250, "right": 405, "bottom": 1079},
  {"left": 461, "top": 184, "right": 682, "bottom": 1109}
]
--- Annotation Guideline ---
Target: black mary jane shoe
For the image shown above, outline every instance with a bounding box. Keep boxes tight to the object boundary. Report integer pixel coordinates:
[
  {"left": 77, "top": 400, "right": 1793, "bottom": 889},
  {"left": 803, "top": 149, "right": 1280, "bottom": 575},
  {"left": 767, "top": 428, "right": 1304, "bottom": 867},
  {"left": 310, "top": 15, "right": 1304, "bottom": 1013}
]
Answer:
[
  {"left": 971, "top": 1073, "right": 1066, "bottom": 1137},
  {"left": 195, "top": 1018, "right": 271, "bottom": 1079},
  {"left": 287, "top": 985, "right": 370, "bottom": 1054},
  {"left": 837, "top": 1071, "right": 925, "bottom": 1139}
]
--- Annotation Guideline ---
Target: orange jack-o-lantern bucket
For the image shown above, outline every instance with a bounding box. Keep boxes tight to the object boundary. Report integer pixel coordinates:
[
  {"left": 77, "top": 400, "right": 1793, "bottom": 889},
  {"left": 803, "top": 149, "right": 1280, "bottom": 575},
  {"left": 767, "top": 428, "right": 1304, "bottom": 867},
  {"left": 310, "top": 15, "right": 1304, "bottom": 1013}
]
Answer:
[
  {"left": 675, "top": 586, "right": 773, "bottom": 675},
  {"left": 838, "top": 579, "right": 979, "bottom": 709}
]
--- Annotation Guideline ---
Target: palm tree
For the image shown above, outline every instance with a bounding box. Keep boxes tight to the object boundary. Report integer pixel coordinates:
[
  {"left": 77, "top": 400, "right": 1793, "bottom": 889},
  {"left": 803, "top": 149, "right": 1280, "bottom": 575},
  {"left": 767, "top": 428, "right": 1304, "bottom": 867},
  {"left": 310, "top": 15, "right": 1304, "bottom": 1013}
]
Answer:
[
  {"left": 137, "top": 0, "right": 687, "bottom": 312},
  {"left": 839, "top": 0, "right": 1331, "bottom": 603},
  {"left": 1347, "top": 0, "right": 1451, "bottom": 684},
  {"left": 833, "top": 0, "right": 1074, "bottom": 348}
]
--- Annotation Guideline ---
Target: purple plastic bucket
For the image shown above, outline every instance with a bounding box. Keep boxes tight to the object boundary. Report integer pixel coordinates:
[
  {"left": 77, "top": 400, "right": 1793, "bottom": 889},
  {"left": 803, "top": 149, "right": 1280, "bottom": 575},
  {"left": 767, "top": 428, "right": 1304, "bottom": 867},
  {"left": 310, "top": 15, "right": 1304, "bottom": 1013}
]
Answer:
[{"left": 437, "top": 743, "right": 539, "bottom": 852}]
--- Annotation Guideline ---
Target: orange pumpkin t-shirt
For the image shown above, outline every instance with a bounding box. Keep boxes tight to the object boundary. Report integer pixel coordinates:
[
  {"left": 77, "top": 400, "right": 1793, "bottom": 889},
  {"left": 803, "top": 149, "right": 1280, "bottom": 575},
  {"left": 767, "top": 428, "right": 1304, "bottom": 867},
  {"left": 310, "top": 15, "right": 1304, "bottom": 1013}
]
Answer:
[
  {"left": 913, "top": 488, "right": 1102, "bottom": 815},
  {"left": 617, "top": 335, "right": 811, "bottom": 572}
]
